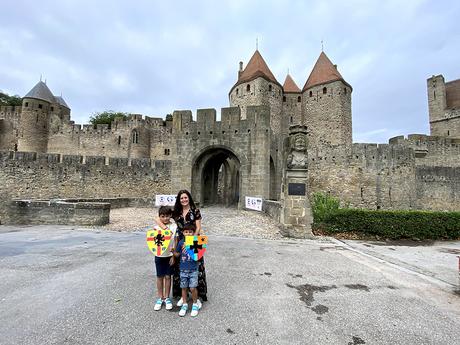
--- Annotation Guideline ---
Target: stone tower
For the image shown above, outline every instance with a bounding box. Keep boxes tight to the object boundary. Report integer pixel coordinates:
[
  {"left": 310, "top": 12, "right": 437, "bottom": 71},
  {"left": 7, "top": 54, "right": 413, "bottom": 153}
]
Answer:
[
  {"left": 17, "top": 81, "right": 55, "bottom": 153},
  {"left": 427, "top": 75, "right": 460, "bottom": 137},
  {"left": 281, "top": 74, "right": 302, "bottom": 134},
  {"left": 301, "top": 52, "right": 352, "bottom": 149},
  {"left": 229, "top": 50, "right": 284, "bottom": 134}
]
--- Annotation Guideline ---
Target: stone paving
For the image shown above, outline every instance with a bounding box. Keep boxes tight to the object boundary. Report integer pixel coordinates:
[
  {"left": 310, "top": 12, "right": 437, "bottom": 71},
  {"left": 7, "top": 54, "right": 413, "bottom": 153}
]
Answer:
[{"left": 100, "top": 206, "right": 283, "bottom": 240}]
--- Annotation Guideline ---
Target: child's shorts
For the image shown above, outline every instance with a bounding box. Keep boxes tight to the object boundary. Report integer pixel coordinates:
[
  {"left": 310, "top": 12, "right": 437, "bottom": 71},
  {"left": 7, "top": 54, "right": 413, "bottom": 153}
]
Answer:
[
  {"left": 154, "top": 256, "right": 173, "bottom": 277},
  {"left": 180, "top": 269, "right": 198, "bottom": 288}
]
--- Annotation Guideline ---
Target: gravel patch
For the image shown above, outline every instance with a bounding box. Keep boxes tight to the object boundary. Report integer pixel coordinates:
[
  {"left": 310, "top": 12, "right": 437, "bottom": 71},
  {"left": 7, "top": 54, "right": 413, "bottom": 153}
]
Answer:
[{"left": 95, "top": 206, "right": 283, "bottom": 240}]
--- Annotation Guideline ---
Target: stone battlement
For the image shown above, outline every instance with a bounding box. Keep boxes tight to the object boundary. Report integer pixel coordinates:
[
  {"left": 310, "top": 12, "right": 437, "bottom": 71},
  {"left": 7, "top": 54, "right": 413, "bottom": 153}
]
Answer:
[
  {"left": 0, "top": 105, "right": 22, "bottom": 113},
  {"left": 0, "top": 150, "right": 170, "bottom": 171},
  {"left": 172, "top": 105, "right": 270, "bottom": 135},
  {"left": 62, "top": 113, "right": 168, "bottom": 134},
  {"left": 308, "top": 142, "right": 414, "bottom": 167}
]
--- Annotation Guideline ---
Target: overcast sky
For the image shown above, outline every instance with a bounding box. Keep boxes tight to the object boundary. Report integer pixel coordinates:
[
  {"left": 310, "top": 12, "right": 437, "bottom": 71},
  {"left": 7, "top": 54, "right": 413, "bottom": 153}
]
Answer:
[{"left": 1, "top": 0, "right": 459, "bottom": 143}]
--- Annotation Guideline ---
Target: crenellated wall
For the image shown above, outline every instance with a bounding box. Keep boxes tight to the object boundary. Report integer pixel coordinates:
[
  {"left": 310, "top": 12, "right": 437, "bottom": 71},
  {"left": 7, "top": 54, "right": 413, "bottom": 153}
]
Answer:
[
  {"left": 308, "top": 143, "right": 416, "bottom": 210},
  {"left": 389, "top": 134, "right": 460, "bottom": 167},
  {"left": 0, "top": 150, "right": 171, "bottom": 223}
]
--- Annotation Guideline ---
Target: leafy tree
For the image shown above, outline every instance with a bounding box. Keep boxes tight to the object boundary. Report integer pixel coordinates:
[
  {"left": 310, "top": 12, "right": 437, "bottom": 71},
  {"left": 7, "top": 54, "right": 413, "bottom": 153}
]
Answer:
[
  {"left": 89, "top": 110, "right": 128, "bottom": 127},
  {"left": 0, "top": 91, "right": 22, "bottom": 106}
]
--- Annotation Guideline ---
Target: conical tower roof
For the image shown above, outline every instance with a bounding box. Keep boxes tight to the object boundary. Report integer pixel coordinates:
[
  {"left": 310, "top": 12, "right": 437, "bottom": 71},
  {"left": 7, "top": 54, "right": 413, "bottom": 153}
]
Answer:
[
  {"left": 231, "top": 50, "right": 280, "bottom": 92},
  {"left": 283, "top": 74, "right": 301, "bottom": 93},
  {"left": 54, "top": 95, "right": 70, "bottom": 109},
  {"left": 24, "top": 81, "right": 55, "bottom": 103},
  {"left": 302, "top": 52, "right": 350, "bottom": 91}
]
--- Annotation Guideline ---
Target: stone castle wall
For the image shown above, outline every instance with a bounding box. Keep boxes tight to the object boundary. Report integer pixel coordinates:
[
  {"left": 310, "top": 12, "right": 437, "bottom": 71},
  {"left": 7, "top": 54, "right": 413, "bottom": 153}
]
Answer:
[
  {"left": 307, "top": 142, "right": 459, "bottom": 211},
  {"left": 415, "top": 166, "right": 460, "bottom": 211},
  {"left": 308, "top": 143, "right": 416, "bottom": 210},
  {"left": 46, "top": 115, "right": 172, "bottom": 160},
  {"left": 0, "top": 150, "right": 171, "bottom": 223},
  {"left": 389, "top": 134, "right": 460, "bottom": 167},
  {"left": 0, "top": 105, "right": 173, "bottom": 160},
  {"left": 0, "top": 105, "right": 21, "bottom": 150}
]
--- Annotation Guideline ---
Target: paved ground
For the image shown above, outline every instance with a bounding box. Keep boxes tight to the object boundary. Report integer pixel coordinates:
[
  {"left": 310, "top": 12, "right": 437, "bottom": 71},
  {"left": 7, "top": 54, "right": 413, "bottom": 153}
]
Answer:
[{"left": 1, "top": 207, "right": 460, "bottom": 345}]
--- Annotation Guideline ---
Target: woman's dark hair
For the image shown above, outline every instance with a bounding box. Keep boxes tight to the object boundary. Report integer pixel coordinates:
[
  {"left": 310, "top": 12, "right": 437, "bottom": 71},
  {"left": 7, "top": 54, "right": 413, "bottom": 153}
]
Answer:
[{"left": 173, "top": 189, "right": 197, "bottom": 218}]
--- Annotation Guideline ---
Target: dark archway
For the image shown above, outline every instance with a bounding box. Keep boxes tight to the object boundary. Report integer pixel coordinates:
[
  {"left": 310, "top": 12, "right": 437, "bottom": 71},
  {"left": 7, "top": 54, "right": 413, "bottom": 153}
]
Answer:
[{"left": 192, "top": 147, "right": 241, "bottom": 206}]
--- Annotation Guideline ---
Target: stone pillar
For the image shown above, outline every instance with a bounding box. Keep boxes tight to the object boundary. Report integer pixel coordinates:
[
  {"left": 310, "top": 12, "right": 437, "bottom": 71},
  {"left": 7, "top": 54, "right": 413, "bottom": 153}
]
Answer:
[{"left": 280, "top": 125, "right": 313, "bottom": 238}]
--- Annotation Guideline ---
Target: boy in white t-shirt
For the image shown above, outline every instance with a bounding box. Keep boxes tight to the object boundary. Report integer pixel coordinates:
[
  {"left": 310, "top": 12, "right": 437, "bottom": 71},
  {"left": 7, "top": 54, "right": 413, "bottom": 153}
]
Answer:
[{"left": 153, "top": 206, "right": 177, "bottom": 311}]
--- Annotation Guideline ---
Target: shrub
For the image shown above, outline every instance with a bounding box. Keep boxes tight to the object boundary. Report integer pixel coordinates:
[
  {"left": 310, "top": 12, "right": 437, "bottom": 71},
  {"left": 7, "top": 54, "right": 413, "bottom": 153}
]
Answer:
[
  {"left": 89, "top": 110, "right": 128, "bottom": 127},
  {"left": 311, "top": 192, "right": 340, "bottom": 223},
  {"left": 319, "top": 208, "right": 460, "bottom": 240}
]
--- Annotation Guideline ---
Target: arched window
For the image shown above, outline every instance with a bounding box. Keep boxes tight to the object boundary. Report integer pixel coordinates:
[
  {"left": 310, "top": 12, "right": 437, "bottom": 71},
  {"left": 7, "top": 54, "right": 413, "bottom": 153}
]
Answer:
[
  {"left": 246, "top": 84, "right": 250, "bottom": 92},
  {"left": 297, "top": 96, "right": 301, "bottom": 102},
  {"left": 132, "top": 130, "right": 139, "bottom": 144},
  {"left": 269, "top": 85, "right": 272, "bottom": 92},
  {"left": 323, "top": 87, "right": 327, "bottom": 94},
  {"left": 344, "top": 88, "right": 347, "bottom": 95},
  {"left": 236, "top": 88, "right": 239, "bottom": 95},
  {"left": 309, "top": 91, "right": 313, "bottom": 97},
  {"left": 290, "top": 116, "right": 293, "bottom": 123},
  {"left": 118, "top": 136, "right": 121, "bottom": 145},
  {"left": 283, "top": 96, "right": 286, "bottom": 102}
]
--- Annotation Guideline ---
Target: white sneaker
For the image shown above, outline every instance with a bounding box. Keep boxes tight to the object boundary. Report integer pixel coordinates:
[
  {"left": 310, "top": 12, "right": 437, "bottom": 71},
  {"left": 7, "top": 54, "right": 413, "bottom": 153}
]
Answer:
[
  {"left": 177, "top": 297, "right": 184, "bottom": 307},
  {"left": 154, "top": 298, "right": 163, "bottom": 311},
  {"left": 179, "top": 304, "right": 188, "bottom": 317},
  {"left": 190, "top": 303, "right": 199, "bottom": 317},
  {"left": 196, "top": 299, "right": 202, "bottom": 310},
  {"left": 164, "top": 298, "right": 173, "bottom": 310}
]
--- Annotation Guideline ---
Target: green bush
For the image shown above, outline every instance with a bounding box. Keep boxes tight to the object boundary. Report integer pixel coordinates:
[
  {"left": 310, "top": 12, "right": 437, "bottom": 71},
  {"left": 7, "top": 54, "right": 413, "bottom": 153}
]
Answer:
[
  {"left": 318, "top": 208, "right": 460, "bottom": 240},
  {"left": 311, "top": 192, "right": 340, "bottom": 223},
  {"left": 89, "top": 110, "right": 128, "bottom": 127}
]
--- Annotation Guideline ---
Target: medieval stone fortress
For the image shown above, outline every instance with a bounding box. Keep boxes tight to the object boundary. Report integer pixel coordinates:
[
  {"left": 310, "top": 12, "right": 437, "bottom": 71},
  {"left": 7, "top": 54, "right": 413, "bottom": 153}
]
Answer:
[{"left": 1, "top": 50, "right": 459, "bottom": 229}]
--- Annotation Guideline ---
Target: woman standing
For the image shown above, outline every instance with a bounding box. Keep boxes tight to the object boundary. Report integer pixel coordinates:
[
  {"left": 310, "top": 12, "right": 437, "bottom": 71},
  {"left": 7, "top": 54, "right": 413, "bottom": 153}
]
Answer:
[{"left": 156, "top": 190, "right": 208, "bottom": 303}]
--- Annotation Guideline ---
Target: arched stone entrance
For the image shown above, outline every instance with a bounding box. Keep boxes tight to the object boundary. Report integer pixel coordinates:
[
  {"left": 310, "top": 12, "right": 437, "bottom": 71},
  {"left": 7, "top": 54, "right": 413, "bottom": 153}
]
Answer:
[{"left": 192, "top": 147, "right": 241, "bottom": 206}]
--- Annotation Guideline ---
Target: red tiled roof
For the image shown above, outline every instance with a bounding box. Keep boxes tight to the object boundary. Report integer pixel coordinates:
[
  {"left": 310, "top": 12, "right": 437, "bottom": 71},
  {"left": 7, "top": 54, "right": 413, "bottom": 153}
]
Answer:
[
  {"left": 231, "top": 50, "right": 280, "bottom": 92},
  {"left": 303, "top": 52, "right": 348, "bottom": 91},
  {"left": 283, "top": 74, "right": 301, "bottom": 93}
]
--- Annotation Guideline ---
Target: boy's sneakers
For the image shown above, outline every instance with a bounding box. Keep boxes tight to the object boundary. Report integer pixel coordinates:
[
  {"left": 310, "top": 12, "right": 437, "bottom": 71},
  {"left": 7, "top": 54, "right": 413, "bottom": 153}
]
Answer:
[
  {"left": 190, "top": 303, "right": 200, "bottom": 317},
  {"left": 154, "top": 298, "right": 163, "bottom": 311},
  {"left": 164, "top": 298, "right": 173, "bottom": 310},
  {"left": 178, "top": 304, "right": 188, "bottom": 317},
  {"left": 196, "top": 299, "right": 202, "bottom": 310},
  {"left": 177, "top": 297, "right": 184, "bottom": 307}
]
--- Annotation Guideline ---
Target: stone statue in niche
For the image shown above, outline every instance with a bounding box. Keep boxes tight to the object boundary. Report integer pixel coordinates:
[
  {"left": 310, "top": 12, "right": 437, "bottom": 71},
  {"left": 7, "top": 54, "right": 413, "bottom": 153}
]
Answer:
[{"left": 287, "top": 129, "right": 308, "bottom": 169}]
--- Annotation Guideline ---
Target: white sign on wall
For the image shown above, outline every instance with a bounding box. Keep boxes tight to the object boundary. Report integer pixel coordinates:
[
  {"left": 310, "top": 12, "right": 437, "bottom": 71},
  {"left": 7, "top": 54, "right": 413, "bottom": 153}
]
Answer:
[
  {"left": 245, "top": 196, "right": 263, "bottom": 211},
  {"left": 155, "top": 195, "right": 176, "bottom": 207}
]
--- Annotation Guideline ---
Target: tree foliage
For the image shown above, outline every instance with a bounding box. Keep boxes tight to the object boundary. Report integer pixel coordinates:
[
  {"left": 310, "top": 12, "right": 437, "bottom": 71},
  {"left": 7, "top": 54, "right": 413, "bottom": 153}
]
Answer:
[
  {"left": 89, "top": 110, "right": 128, "bottom": 127},
  {"left": 0, "top": 91, "right": 22, "bottom": 106}
]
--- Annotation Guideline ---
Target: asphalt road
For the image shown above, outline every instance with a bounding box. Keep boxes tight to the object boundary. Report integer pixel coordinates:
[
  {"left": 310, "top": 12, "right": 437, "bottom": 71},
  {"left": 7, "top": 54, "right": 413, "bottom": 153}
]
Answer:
[{"left": 1, "top": 226, "right": 459, "bottom": 345}]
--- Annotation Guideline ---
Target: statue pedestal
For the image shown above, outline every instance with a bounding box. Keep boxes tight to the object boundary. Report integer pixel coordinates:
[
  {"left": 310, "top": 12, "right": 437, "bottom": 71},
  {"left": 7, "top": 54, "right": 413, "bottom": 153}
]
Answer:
[
  {"left": 280, "top": 125, "right": 313, "bottom": 238},
  {"left": 281, "top": 169, "right": 314, "bottom": 238}
]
